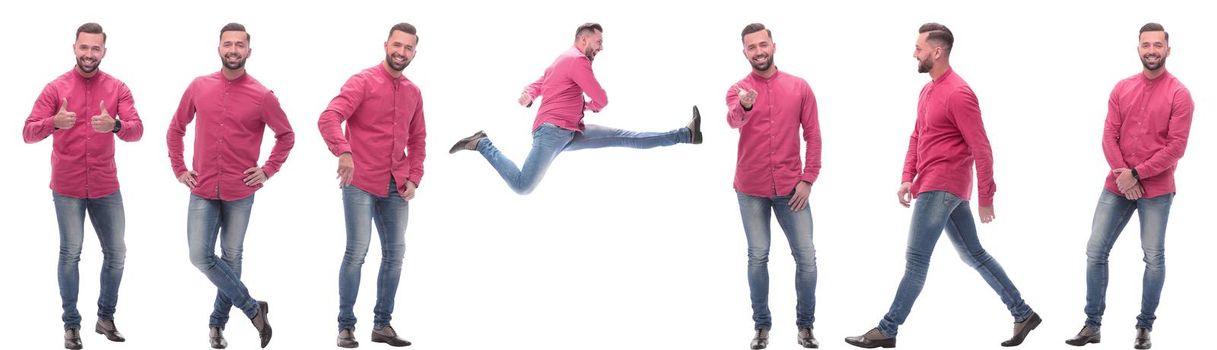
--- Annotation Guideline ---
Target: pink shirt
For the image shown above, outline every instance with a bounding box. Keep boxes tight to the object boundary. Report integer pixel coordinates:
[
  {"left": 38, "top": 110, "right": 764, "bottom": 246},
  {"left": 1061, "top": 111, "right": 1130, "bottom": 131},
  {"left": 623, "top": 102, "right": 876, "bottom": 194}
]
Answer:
[
  {"left": 726, "top": 70, "right": 821, "bottom": 197},
  {"left": 319, "top": 64, "right": 426, "bottom": 198},
  {"left": 24, "top": 69, "right": 144, "bottom": 199},
  {"left": 1102, "top": 70, "right": 1193, "bottom": 198},
  {"left": 167, "top": 72, "right": 295, "bottom": 201},
  {"left": 523, "top": 47, "right": 607, "bottom": 131},
  {"left": 902, "top": 69, "right": 995, "bottom": 206}
]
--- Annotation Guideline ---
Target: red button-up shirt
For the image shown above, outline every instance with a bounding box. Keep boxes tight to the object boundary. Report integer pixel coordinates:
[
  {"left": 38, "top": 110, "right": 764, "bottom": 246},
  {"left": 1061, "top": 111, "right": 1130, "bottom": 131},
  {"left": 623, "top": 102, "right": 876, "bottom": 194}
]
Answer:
[
  {"left": 725, "top": 69, "right": 821, "bottom": 197},
  {"left": 902, "top": 69, "right": 995, "bottom": 206},
  {"left": 319, "top": 64, "right": 426, "bottom": 197},
  {"left": 24, "top": 69, "right": 144, "bottom": 198},
  {"left": 1102, "top": 70, "right": 1193, "bottom": 198},
  {"left": 167, "top": 72, "right": 295, "bottom": 201},
  {"left": 523, "top": 47, "right": 608, "bottom": 132}
]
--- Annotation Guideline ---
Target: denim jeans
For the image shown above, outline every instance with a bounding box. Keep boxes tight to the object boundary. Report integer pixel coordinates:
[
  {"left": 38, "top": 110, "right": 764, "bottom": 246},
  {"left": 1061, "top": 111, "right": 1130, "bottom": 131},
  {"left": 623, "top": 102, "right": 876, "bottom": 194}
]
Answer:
[
  {"left": 53, "top": 191, "right": 126, "bottom": 330},
  {"left": 477, "top": 123, "right": 690, "bottom": 194},
  {"left": 338, "top": 179, "right": 409, "bottom": 330},
  {"left": 737, "top": 192, "right": 817, "bottom": 330},
  {"left": 878, "top": 191, "right": 1032, "bottom": 337},
  {"left": 187, "top": 193, "right": 259, "bottom": 325},
  {"left": 1084, "top": 190, "right": 1173, "bottom": 330}
]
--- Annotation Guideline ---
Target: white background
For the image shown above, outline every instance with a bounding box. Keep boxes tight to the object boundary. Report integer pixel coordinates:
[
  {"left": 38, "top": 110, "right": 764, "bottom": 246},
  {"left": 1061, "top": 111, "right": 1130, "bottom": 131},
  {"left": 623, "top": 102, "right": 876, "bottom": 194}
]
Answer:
[{"left": 1, "top": 0, "right": 1212, "bottom": 349}]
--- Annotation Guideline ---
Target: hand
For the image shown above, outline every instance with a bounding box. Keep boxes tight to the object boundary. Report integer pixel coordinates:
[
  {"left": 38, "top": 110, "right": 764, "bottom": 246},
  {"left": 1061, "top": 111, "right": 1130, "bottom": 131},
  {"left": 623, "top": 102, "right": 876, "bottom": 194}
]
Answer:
[
  {"left": 788, "top": 181, "right": 812, "bottom": 212},
  {"left": 737, "top": 88, "right": 758, "bottom": 109},
  {"left": 897, "top": 182, "right": 913, "bottom": 208},
  {"left": 177, "top": 170, "right": 199, "bottom": 189},
  {"left": 518, "top": 92, "right": 534, "bottom": 107},
  {"left": 53, "top": 97, "right": 77, "bottom": 129},
  {"left": 336, "top": 153, "right": 354, "bottom": 187},
  {"left": 1123, "top": 183, "right": 1145, "bottom": 200},
  {"left": 979, "top": 206, "right": 996, "bottom": 223},
  {"left": 1113, "top": 168, "right": 1138, "bottom": 192},
  {"left": 243, "top": 166, "right": 268, "bottom": 186},
  {"left": 91, "top": 100, "right": 116, "bottom": 133},
  {"left": 399, "top": 180, "right": 418, "bottom": 200}
]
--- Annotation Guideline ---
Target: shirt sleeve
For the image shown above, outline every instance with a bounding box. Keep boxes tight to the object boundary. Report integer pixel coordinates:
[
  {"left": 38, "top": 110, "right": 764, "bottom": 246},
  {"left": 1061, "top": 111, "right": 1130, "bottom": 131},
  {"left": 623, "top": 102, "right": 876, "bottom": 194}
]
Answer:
[
  {"left": 401, "top": 95, "right": 426, "bottom": 190},
  {"left": 1134, "top": 86, "right": 1194, "bottom": 179},
  {"left": 950, "top": 86, "right": 996, "bottom": 206},
  {"left": 318, "top": 74, "right": 366, "bottom": 156},
  {"left": 799, "top": 82, "right": 821, "bottom": 184},
  {"left": 260, "top": 91, "right": 295, "bottom": 178},
  {"left": 568, "top": 58, "right": 607, "bottom": 112},
  {"left": 166, "top": 80, "right": 197, "bottom": 177},
  {"left": 1101, "top": 83, "right": 1130, "bottom": 170},
  {"left": 114, "top": 82, "right": 143, "bottom": 142},
  {"left": 23, "top": 84, "right": 60, "bottom": 144}
]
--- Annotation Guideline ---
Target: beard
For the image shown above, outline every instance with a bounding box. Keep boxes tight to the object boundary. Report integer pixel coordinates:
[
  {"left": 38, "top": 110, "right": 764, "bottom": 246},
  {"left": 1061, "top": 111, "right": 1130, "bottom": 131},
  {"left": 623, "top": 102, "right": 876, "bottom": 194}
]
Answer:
[
  {"left": 750, "top": 54, "right": 773, "bottom": 71},
  {"left": 76, "top": 56, "right": 100, "bottom": 74},
  {"left": 584, "top": 47, "right": 598, "bottom": 61},
  {"left": 222, "top": 54, "right": 247, "bottom": 70},
  {"left": 385, "top": 53, "right": 410, "bottom": 71},
  {"left": 1141, "top": 54, "right": 1165, "bottom": 71},
  {"left": 917, "top": 56, "right": 933, "bottom": 73}
]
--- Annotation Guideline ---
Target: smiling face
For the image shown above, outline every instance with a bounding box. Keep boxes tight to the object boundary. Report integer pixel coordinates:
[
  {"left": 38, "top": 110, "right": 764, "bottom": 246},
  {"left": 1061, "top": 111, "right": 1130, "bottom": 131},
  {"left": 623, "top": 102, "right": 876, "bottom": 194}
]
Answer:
[
  {"left": 913, "top": 33, "right": 941, "bottom": 73},
  {"left": 218, "top": 30, "right": 251, "bottom": 71},
  {"left": 1138, "top": 30, "right": 1169, "bottom": 72},
  {"left": 384, "top": 29, "right": 418, "bottom": 72},
  {"left": 742, "top": 30, "right": 775, "bottom": 72},
  {"left": 74, "top": 32, "right": 106, "bottom": 75},
  {"left": 578, "top": 30, "right": 603, "bottom": 61}
]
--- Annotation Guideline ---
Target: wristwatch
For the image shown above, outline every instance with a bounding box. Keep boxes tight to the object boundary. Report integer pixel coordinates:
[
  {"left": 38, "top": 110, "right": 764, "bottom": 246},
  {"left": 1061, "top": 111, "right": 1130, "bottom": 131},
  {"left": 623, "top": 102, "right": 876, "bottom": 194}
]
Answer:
[
  {"left": 1131, "top": 168, "right": 1140, "bottom": 180},
  {"left": 112, "top": 118, "right": 122, "bottom": 133}
]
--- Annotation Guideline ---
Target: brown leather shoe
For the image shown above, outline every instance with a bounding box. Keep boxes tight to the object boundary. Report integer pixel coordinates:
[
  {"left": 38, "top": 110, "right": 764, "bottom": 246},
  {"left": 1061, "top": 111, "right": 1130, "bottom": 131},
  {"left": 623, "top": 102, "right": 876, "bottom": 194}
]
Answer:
[
  {"left": 798, "top": 327, "right": 819, "bottom": 348},
  {"left": 337, "top": 328, "right": 359, "bottom": 348},
  {"left": 844, "top": 327, "right": 895, "bottom": 348},
  {"left": 64, "top": 328, "right": 82, "bottom": 350},
  {"left": 249, "top": 301, "right": 272, "bottom": 348},
  {"left": 750, "top": 328, "right": 769, "bottom": 349},
  {"left": 95, "top": 319, "right": 126, "bottom": 342},
  {"left": 1134, "top": 328, "right": 1151, "bottom": 349},
  {"left": 210, "top": 326, "right": 228, "bottom": 349},
  {"left": 448, "top": 130, "right": 487, "bottom": 154},
  {"left": 686, "top": 106, "right": 703, "bottom": 144},
  {"left": 371, "top": 325, "right": 411, "bottom": 347},
  {"left": 1064, "top": 325, "right": 1100, "bottom": 346},
  {"left": 1001, "top": 311, "right": 1041, "bottom": 346}
]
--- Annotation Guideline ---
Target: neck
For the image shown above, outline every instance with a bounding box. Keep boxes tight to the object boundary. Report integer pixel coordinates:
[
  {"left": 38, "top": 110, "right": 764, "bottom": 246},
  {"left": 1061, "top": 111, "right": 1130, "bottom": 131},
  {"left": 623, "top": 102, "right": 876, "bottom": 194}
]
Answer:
[
  {"left": 929, "top": 61, "right": 950, "bottom": 80},
  {"left": 1142, "top": 67, "right": 1166, "bottom": 80},
  {"left": 753, "top": 66, "right": 778, "bottom": 79},
  {"left": 75, "top": 66, "right": 97, "bottom": 79},
  {"left": 222, "top": 67, "right": 246, "bottom": 80},
  {"left": 381, "top": 60, "right": 402, "bottom": 78}
]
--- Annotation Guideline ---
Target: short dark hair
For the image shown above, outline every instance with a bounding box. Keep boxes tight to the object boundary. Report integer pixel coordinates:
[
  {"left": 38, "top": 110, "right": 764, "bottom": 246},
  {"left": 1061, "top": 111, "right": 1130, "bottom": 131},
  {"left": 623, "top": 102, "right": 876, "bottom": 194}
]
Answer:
[
  {"left": 575, "top": 23, "right": 603, "bottom": 40},
  {"left": 741, "top": 23, "right": 772, "bottom": 43},
  {"left": 1139, "top": 22, "right": 1169, "bottom": 42},
  {"left": 220, "top": 22, "right": 250, "bottom": 43},
  {"left": 76, "top": 22, "right": 106, "bottom": 43},
  {"left": 918, "top": 22, "right": 953, "bottom": 54},
  {"left": 388, "top": 22, "right": 418, "bottom": 42}
]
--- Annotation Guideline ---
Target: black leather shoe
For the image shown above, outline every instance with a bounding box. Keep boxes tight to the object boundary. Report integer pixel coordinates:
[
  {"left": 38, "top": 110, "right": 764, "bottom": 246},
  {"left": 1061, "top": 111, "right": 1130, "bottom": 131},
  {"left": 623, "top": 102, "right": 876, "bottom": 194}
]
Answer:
[
  {"left": 64, "top": 328, "right": 82, "bottom": 350},
  {"left": 798, "top": 327, "right": 819, "bottom": 348},
  {"left": 1002, "top": 311, "right": 1041, "bottom": 346},
  {"left": 1065, "top": 325, "right": 1100, "bottom": 346},
  {"left": 844, "top": 328, "right": 895, "bottom": 348},
  {"left": 750, "top": 328, "right": 769, "bottom": 349},
  {"left": 95, "top": 319, "right": 126, "bottom": 342},
  {"left": 371, "top": 325, "right": 411, "bottom": 347},
  {"left": 249, "top": 301, "right": 272, "bottom": 348},
  {"left": 1134, "top": 328, "right": 1151, "bottom": 349},
  {"left": 337, "top": 328, "right": 359, "bottom": 348},
  {"left": 449, "top": 130, "right": 487, "bottom": 154},
  {"left": 687, "top": 106, "right": 703, "bottom": 144},
  {"left": 210, "top": 326, "right": 228, "bottom": 349}
]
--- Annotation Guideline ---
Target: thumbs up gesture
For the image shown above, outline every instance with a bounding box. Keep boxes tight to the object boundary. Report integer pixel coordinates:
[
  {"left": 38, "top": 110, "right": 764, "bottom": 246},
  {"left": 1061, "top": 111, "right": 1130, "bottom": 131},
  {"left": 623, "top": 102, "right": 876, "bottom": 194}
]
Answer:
[
  {"left": 91, "top": 100, "right": 116, "bottom": 133},
  {"left": 53, "top": 97, "right": 77, "bottom": 129}
]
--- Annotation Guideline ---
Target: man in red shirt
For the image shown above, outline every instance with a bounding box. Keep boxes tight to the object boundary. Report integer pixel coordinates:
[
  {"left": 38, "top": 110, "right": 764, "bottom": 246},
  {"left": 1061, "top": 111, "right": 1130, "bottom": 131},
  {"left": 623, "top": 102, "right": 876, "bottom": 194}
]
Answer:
[
  {"left": 23, "top": 23, "right": 144, "bottom": 350},
  {"left": 319, "top": 23, "right": 424, "bottom": 348},
  {"left": 167, "top": 23, "right": 293, "bottom": 349},
  {"left": 845, "top": 23, "right": 1040, "bottom": 348},
  {"left": 448, "top": 23, "right": 702, "bottom": 195},
  {"left": 1065, "top": 23, "right": 1193, "bottom": 350},
  {"left": 726, "top": 23, "right": 820, "bottom": 350}
]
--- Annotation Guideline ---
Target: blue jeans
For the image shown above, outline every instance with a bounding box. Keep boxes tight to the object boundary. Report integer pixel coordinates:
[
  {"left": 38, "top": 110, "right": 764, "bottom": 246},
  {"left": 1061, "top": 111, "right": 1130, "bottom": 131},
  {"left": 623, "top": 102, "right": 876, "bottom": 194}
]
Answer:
[
  {"left": 878, "top": 191, "right": 1032, "bottom": 337},
  {"left": 1084, "top": 190, "right": 1173, "bottom": 330},
  {"left": 737, "top": 192, "right": 817, "bottom": 330},
  {"left": 53, "top": 191, "right": 126, "bottom": 330},
  {"left": 187, "top": 194, "right": 259, "bottom": 326},
  {"left": 477, "top": 123, "right": 690, "bottom": 194},
  {"left": 338, "top": 179, "right": 409, "bottom": 330}
]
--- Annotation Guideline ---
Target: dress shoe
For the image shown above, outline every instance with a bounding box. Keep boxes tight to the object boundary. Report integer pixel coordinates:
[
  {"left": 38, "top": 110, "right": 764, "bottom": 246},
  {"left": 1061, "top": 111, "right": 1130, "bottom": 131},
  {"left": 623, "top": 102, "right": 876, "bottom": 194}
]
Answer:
[
  {"left": 210, "top": 326, "right": 228, "bottom": 349},
  {"left": 64, "top": 328, "right": 82, "bottom": 350},
  {"left": 687, "top": 106, "right": 703, "bottom": 144},
  {"left": 750, "top": 328, "right": 769, "bottom": 349},
  {"left": 1064, "top": 325, "right": 1100, "bottom": 346},
  {"left": 798, "top": 327, "right": 819, "bottom": 348},
  {"left": 1134, "top": 328, "right": 1151, "bottom": 349},
  {"left": 95, "top": 319, "right": 126, "bottom": 342},
  {"left": 337, "top": 328, "right": 359, "bottom": 348},
  {"left": 249, "top": 301, "right": 272, "bottom": 348},
  {"left": 1001, "top": 311, "right": 1041, "bottom": 346},
  {"left": 844, "top": 327, "right": 895, "bottom": 348},
  {"left": 449, "top": 130, "right": 487, "bottom": 154},
  {"left": 371, "top": 325, "right": 411, "bottom": 347}
]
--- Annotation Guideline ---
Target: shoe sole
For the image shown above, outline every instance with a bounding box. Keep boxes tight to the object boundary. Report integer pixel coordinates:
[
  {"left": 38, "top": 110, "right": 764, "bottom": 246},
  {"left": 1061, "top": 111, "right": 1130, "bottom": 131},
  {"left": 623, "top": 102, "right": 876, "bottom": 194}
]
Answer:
[{"left": 449, "top": 131, "right": 486, "bottom": 154}]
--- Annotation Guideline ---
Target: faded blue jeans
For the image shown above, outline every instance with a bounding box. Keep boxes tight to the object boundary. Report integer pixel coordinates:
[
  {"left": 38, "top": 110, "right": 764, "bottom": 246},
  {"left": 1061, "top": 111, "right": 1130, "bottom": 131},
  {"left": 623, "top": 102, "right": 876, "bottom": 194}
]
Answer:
[
  {"left": 737, "top": 191, "right": 817, "bottom": 330},
  {"left": 1084, "top": 190, "right": 1173, "bottom": 330},
  {"left": 878, "top": 191, "right": 1032, "bottom": 337},
  {"left": 338, "top": 179, "right": 409, "bottom": 330},
  {"left": 477, "top": 123, "right": 690, "bottom": 195},
  {"left": 187, "top": 193, "right": 260, "bottom": 326},
  {"left": 53, "top": 191, "right": 126, "bottom": 330}
]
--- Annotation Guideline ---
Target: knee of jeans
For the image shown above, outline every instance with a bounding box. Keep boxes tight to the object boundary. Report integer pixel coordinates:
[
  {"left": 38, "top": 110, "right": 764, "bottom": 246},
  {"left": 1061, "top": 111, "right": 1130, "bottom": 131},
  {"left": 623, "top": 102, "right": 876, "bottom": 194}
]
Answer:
[
  {"left": 59, "top": 245, "right": 84, "bottom": 263},
  {"left": 747, "top": 248, "right": 770, "bottom": 265},
  {"left": 510, "top": 180, "right": 539, "bottom": 195},
  {"left": 342, "top": 247, "right": 369, "bottom": 266},
  {"left": 220, "top": 247, "right": 243, "bottom": 265},
  {"left": 955, "top": 248, "right": 992, "bottom": 268},
  {"left": 102, "top": 246, "right": 127, "bottom": 267},
  {"left": 188, "top": 249, "right": 217, "bottom": 270},
  {"left": 1086, "top": 245, "right": 1111, "bottom": 264},
  {"left": 1142, "top": 249, "right": 1165, "bottom": 270}
]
